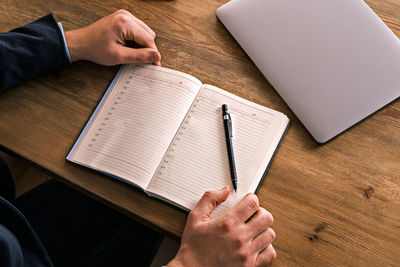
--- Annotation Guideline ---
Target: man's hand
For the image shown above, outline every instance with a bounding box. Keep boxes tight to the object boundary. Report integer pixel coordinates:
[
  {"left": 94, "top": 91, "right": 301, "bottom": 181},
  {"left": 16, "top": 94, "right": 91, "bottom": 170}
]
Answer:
[
  {"left": 168, "top": 187, "right": 276, "bottom": 267},
  {"left": 65, "top": 10, "right": 161, "bottom": 66}
]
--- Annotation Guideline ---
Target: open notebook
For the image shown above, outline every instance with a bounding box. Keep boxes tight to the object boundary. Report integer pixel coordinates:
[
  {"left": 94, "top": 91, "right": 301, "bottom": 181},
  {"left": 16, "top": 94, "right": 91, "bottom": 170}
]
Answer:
[{"left": 67, "top": 64, "right": 289, "bottom": 216}]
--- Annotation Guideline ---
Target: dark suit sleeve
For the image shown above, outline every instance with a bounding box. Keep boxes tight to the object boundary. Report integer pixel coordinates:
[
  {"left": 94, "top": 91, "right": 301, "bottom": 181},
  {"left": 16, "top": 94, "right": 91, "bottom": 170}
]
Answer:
[{"left": 0, "top": 14, "right": 70, "bottom": 92}]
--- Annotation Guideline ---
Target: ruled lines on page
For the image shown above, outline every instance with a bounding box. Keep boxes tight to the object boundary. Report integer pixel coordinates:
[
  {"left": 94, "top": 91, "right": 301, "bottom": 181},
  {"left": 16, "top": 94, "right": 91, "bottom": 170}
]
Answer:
[
  {"left": 71, "top": 64, "right": 202, "bottom": 189},
  {"left": 148, "top": 84, "right": 288, "bottom": 215}
]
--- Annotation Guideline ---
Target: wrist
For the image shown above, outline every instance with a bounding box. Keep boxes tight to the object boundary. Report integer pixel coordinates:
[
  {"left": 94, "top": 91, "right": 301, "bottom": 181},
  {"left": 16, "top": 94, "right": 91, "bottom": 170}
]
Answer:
[
  {"left": 167, "top": 250, "right": 187, "bottom": 267},
  {"left": 65, "top": 29, "right": 87, "bottom": 62},
  {"left": 167, "top": 259, "right": 184, "bottom": 267},
  {"left": 167, "top": 246, "right": 201, "bottom": 267}
]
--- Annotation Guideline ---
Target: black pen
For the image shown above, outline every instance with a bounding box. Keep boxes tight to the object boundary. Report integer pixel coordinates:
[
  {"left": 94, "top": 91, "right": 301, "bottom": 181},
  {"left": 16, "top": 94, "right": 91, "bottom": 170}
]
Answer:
[{"left": 222, "top": 104, "right": 237, "bottom": 192}]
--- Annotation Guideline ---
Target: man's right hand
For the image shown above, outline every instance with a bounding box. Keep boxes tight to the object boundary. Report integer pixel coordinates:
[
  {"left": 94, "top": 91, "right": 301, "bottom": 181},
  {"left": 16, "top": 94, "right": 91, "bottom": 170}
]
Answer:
[{"left": 168, "top": 187, "right": 276, "bottom": 267}]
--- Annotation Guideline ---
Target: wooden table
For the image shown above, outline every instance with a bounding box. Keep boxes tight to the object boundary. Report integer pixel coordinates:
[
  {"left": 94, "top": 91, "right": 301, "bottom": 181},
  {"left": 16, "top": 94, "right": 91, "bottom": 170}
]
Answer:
[{"left": 1, "top": 0, "right": 399, "bottom": 265}]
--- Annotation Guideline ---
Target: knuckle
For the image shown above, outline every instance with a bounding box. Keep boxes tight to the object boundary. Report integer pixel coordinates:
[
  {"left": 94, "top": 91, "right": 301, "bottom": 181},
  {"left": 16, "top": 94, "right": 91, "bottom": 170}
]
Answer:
[
  {"left": 135, "top": 51, "right": 147, "bottom": 63},
  {"left": 259, "top": 212, "right": 268, "bottom": 223},
  {"left": 145, "top": 35, "right": 155, "bottom": 44},
  {"left": 258, "top": 246, "right": 277, "bottom": 265},
  {"left": 246, "top": 194, "right": 259, "bottom": 210},
  {"left": 259, "top": 208, "right": 274, "bottom": 225},
  {"left": 266, "top": 211, "right": 274, "bottom": 226},
  {"left": 202, "top": 191, "right": 214, "bottom": 200},
  {"left": 188, "top": 209, "right": 200, "bottom": 220},
  {"left": 238, "top": 250, "right": 250, "bottom": 263},
  {"left": 114, "top": 12, "right": 131, "bottom": 26},
  {"left": 268, "top": 228, "right": 276, "bottom": 240},
  {"left": 268, "top": 246, "right": 277, "bottom": 261},
  {"left": 115, "top": 9, "right": 130, "bottom": 16},
  {"left": 185, "top": 212, "right": 199, "bottom": 228},
  {"left": 220, "top": 218, "right": 234, "bottom": 232},
  {"left": 138, "top": 52, "right": 146, "bottom": 62},
  {"left": 272, "top": 248, "right": 277, "bottom": 259},
  {"left": 233, "top": 235, "right": 246, "bottom": 248}
]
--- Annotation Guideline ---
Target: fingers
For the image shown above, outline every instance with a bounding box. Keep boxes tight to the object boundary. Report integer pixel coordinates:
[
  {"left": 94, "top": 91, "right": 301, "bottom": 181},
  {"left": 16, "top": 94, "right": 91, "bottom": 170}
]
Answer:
[
  {"left": 250, "top": 227, "right": 276, "bottom": 253},
  {"left": 132, "top": 15, "right": 155, "bottom": 37},
  {"left": 245, "top": 207, "right": 274, "bottom": 237},
  {"left": 190, "top": 186, "right": 230, "bottom": 221},
  {"left": 115, "top": 47, "right": 161, "bottom": 65},
  {"left": 116, "top": 11, "right": 158, "bottom": 50},
  {"left": 113, "top": 10, "right": 161, "bottom": 65},
  {"left": 256, "top": 244, "right": 277, "bottom": 266},
  {"left": 128, "top": 21, "right": 161, "bottom": 66},
  {"left": 115, "top": 10, "right": 155, "bottom": 44},
  {"left": 229, "top": 193, "right": 260, "bottom": 223},
  {"left": 128, "top": 22, "right": 157, "bottom": 49}
]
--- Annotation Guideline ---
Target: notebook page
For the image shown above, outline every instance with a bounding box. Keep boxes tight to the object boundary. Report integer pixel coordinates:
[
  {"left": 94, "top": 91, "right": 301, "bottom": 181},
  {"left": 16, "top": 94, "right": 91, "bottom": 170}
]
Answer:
[
  {"left": 68, "top": 64, "right": 202, "bottom": 189},
  {"left": 147, "top": 84, "right": 289, "bottom": 216}
]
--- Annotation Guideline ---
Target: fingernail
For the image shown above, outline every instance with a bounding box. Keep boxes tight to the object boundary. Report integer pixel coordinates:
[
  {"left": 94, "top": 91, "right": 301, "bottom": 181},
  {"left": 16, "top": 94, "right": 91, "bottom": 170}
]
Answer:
[{"left": 219, "top": 186, "right": 229, "bottom": 191}]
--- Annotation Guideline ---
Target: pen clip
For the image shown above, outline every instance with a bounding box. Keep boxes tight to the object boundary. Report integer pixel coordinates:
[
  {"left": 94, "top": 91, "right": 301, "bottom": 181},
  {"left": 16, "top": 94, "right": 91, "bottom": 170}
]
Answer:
[
  {"left": 229, "top": 115, "right": 233, "bottom": 137},
  {"left": 222, "top": 104, "right": 233, "bottom": 137}
]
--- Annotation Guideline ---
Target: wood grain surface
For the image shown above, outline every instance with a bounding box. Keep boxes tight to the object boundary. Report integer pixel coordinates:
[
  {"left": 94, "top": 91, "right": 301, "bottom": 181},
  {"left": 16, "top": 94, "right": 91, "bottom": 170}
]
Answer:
[{"left": 0, "top": 0, "right": 399, "bottom": 265}]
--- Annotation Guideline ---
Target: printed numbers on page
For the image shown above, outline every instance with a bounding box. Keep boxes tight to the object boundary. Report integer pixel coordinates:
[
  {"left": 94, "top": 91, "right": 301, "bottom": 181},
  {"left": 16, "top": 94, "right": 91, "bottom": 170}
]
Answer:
[
  {"left": 166, "top": 154, "right": 175, "bottom": 159},
  {"left": 157, "top": 96, "right": 202, "bottom": 177}
]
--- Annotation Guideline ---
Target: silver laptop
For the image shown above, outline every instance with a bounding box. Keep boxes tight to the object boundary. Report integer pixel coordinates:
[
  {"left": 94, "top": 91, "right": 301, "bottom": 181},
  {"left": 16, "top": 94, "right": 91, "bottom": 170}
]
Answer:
[{"left": 217, "top": 0, "right": 400, "bottom": 143}]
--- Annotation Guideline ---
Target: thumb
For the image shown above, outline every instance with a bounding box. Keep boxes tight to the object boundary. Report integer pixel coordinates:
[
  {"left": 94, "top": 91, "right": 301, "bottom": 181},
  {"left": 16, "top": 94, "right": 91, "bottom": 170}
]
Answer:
[
  {"left": 116, "top": 47, "right": 161, "bottom": 64},
  {"left": 190, "top": 186, "right": 230, "bottom": 221}
]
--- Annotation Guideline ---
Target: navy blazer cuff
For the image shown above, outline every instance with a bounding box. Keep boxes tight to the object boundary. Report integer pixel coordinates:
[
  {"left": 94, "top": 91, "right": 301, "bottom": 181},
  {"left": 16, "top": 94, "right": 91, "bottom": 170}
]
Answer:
[{"left": 0, "top": 14, "right": 71, "bottom": 91}]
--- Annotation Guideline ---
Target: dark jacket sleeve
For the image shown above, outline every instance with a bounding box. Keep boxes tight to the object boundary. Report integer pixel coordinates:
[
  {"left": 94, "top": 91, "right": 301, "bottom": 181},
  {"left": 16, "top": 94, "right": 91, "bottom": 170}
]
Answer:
[
  {"left": 0, "top": 14, "right": 70, "bottom": 92},
  {"left": 0, "top": 197, "right": 54, "bottom": 267}
]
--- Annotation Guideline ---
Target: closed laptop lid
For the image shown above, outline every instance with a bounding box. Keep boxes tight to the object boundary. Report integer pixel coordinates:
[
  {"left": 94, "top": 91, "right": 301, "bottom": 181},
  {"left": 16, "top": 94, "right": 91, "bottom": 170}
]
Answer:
[{"left": 217, "top": 0, "right": 400, "bottom": 143}]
